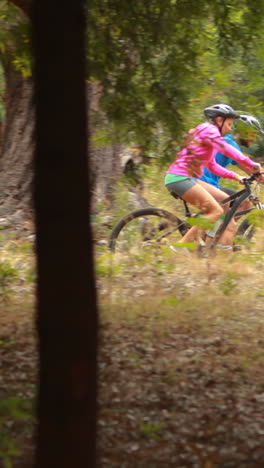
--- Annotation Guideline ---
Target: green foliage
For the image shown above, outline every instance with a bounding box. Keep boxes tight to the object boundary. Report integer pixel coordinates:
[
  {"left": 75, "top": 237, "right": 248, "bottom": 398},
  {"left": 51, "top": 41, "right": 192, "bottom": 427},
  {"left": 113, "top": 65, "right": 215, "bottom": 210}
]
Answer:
[
  {"left": 140, "top": 419, "right": 165, "bottom": 440},
  {"left": 219, "top": 272, "right": 240, "bottom": 295},
  {"left": 0, "top": 261, "right": 18, "bottom": 300},
  {"left": 0, "top": 1, "right": 31, "bottom": 74},
  {"left": 247, "top": 208, "right": 264, "bottom": 229},
  {"left": 1, "top": 0, "right": 264, "bottom": 157},
  {"left": 0, "top": 397, "right": 31, "bottom": 420},
  {"left": 96, "top": 252, "right": 123, "bottom": 277},
  {"left": 0, "top": 433, "right": 20, "bottom": 468},
  {"left": 164, "top": 295, "right": 180, "bottom": 307},
  {"left": 88, "top": 0, "right": 264, "bottom": 155},
  {"left": 111, "top": 179, "right": 130, "bottom": 222},
  {"left": 170, "top": 241, "right": 196, "bottom": 251},
  {"left": 0, "top": 339, "right": 16, "bottom": 347},
  {"left": 25, "top": 265, "right": 36, "bottom": 284},
  {"left": 17, "top": 242, "right": 32, "bottom": 254},
  {"left": 0, "top": 397, "right": 32, "bottom": 468},
  {"left": 256, "top": 289, "right": 264, "bottom": 297},
  {"left": 187, "top": 216, "right": 213, "bottom": 230}
]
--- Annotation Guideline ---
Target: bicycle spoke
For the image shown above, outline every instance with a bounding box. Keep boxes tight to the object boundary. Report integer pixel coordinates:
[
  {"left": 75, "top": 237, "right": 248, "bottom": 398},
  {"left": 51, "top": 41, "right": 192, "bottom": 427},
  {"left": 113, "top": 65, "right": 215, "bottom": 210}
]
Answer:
[
  {"left": 108, "top": 208, "right": 189, "bottom": 257},
  {"left": 112, "top": 216, "right": 184, "bottom": 255}
]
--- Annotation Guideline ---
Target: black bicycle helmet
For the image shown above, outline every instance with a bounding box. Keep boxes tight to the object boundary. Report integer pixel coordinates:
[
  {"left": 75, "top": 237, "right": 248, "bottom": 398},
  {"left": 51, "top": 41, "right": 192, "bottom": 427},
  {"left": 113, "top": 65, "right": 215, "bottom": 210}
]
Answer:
[
  {"left": 204, "top": 104, "right": 240, "bottom": 120},
  {"left": 239, "top": 114, "right": 264, "bottom": 134}
]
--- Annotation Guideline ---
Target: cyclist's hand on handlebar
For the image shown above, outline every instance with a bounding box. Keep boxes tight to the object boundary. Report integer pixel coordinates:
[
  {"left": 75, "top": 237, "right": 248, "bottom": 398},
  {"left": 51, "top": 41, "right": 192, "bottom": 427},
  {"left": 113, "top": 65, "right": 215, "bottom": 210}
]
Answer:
[
  {"left": 256, "top": 171, "right": 264, "bottom": 183},
  {"left": 252, "top": 165, "right": 264, "bottom": 182},
  {"left": 235, "top": 175, "right": 247, "bottom": 184}
]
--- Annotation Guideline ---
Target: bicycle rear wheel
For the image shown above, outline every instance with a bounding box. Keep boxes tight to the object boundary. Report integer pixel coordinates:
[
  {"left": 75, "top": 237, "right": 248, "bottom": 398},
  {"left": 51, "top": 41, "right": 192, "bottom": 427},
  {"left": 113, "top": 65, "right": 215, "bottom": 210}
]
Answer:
[{"left": 109, "top": 208, "right": 189, "bottom": 254}]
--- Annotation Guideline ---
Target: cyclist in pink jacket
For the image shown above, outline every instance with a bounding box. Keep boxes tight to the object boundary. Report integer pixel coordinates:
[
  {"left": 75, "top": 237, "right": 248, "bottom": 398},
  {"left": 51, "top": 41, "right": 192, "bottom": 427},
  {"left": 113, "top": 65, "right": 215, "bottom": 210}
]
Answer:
[{"left": 165, "top": 104, "right": 264, "bottom": 248}]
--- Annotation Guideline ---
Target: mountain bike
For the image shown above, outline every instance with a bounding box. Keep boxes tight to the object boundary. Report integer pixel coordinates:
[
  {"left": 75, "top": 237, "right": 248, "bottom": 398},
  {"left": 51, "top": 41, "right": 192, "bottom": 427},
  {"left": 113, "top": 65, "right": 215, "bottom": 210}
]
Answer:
[{"left": 108, "top": 173, "right": 263, "bottom": 255}]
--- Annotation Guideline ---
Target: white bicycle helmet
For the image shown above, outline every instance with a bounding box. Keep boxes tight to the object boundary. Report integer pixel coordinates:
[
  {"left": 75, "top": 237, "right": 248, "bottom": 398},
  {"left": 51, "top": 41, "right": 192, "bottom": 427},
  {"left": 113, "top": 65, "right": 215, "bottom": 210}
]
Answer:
[
  {"left": 239, "top": 114, "right": 264, "bottom": 134},
  {"left": 204, "top": 104, "right": 240, "bottom": 120}
]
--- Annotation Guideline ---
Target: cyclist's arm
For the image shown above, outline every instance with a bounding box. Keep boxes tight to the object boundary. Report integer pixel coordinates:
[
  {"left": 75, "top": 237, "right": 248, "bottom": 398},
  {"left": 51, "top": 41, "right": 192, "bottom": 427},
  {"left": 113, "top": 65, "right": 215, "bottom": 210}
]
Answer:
[
  {"left": 237, "top": 163, "right": 254, "bottom": 175},
  {"left": 237, "top": 162, "right": 264, "bottom": 180},
  {"left": 202, "top": 131, "right": 257, "bottom": 170},
  {"left": 205, "top": 137, "right": 264, "bottom": 182},
  {"left": 206, "top": 158, "right": 243, "bottom": 182}
]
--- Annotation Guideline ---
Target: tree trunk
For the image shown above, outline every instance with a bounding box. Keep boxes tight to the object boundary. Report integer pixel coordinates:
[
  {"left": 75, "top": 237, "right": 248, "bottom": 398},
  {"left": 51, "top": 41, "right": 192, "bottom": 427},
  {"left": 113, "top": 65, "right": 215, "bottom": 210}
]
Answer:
[
  {"left": 0, "top": 70, "right": 124, "bottom": 219},
  {"left": 0, "top": 63, "right": 34, "bottom": 217},
  {"left": 90, "top": 141, "right": 123, "bottom": 209},
  {"left": 33, "top": 0, "right": 98, "bottom": 466}
]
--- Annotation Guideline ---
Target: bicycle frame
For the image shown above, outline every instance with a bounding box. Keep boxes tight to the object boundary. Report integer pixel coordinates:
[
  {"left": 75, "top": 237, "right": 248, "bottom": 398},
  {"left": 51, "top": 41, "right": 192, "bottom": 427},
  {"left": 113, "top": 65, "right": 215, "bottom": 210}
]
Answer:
[
  {"left": 108, "top": 173, "right": 263, "bottom": 254},
  {"left": 173, "top": 173, "right": 263, "bottom": 250},
  {"left": 208, "top": 174, "right": 263, "bottom": 248},
  {"left": 181, "top": 174, "right": 262, "bottom": 221}
]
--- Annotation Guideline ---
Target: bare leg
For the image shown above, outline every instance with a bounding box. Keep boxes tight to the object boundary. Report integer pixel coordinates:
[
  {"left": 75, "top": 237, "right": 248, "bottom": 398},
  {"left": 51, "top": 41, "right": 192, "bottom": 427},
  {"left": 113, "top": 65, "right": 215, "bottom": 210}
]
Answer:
[
  {"left": 197, "top": 180, "right": 238, "bottom": 246},
  {"left": 180, "top": 183, "right": 224, "bottom": 243}
]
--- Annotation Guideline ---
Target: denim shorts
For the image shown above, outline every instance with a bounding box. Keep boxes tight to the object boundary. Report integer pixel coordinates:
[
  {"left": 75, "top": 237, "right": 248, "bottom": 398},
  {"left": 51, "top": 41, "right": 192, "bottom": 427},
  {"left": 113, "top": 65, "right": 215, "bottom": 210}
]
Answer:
[{"left": 165, "top": 177, "right": 197, "bottom": 198}]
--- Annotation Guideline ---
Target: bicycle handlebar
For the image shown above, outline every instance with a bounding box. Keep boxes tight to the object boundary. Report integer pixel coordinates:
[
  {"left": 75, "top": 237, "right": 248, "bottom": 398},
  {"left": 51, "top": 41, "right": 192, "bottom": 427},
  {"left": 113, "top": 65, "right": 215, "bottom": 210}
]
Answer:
[{"left": 242, "top": 172, "right": 264, "bottom": 185}]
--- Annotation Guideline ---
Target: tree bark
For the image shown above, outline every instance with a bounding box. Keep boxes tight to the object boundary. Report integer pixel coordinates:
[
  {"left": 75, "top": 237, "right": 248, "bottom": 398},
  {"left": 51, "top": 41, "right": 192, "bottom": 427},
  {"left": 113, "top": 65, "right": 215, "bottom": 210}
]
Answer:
[
  {"left": 0, "top": 70, "right": 124, "bottom": 218},
  {"left": 33, "top": 0, "right": 98, "bottom": 466},
  {"left": 0, "top": 63, "right": 34, "bottom": 217},
  {"left": 87, "top": 83, "right": 124, "bottom": 209},
  {"left": 0, "top": 4, "right": 125, "bottom": 221}
]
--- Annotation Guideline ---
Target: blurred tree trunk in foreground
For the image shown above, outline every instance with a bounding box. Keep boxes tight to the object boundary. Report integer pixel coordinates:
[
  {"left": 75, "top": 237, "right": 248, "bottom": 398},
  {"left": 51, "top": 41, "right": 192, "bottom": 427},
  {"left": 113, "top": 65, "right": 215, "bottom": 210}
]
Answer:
[{"left": 33, "top": 0, "right": 98, "bottom": 467}]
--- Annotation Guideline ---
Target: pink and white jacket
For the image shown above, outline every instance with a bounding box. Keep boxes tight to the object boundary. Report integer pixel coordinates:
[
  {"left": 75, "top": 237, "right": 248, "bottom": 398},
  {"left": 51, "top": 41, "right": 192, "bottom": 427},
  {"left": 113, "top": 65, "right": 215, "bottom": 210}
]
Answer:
[{"left": 166, "top": 122, "right": 256, "bottom": 180}]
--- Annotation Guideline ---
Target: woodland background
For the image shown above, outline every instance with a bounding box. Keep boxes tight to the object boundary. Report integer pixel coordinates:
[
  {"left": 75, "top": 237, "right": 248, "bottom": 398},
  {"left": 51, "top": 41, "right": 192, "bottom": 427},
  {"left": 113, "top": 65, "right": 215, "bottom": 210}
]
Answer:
[{"left": 1, "top": 0, "right": 264, "bottom": 216}]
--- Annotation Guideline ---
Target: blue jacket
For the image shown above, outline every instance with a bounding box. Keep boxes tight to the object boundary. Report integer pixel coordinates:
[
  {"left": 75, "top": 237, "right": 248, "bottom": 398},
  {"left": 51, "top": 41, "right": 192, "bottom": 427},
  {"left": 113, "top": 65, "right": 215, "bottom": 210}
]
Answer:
[{"left": 199, "top": 134, "right": 239, "bottom": 187}]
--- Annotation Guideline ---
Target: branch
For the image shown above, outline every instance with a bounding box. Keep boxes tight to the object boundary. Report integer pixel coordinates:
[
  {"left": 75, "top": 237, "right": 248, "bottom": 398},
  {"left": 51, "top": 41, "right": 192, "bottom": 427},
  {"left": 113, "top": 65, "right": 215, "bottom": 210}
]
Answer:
[{"left": 8, "top": 0, "right": 32, "bottom": 18}]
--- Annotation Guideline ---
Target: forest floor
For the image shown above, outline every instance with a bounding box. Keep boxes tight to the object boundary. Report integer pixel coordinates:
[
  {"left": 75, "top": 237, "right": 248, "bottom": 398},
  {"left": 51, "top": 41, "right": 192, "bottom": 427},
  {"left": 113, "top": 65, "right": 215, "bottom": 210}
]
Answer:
[{"left": 1, "top": 217, "right": 264, "bottom": 467}]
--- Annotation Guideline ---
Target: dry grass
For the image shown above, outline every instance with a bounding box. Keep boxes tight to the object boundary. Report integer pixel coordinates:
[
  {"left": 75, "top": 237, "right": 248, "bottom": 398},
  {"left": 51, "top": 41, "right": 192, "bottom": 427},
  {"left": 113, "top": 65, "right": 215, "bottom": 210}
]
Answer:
[
  {"left": 95, "top": 218, "right": 264, "bottom": 466},
  {"left": 1, "top": 176, "right": 264, "bottom": 467}
]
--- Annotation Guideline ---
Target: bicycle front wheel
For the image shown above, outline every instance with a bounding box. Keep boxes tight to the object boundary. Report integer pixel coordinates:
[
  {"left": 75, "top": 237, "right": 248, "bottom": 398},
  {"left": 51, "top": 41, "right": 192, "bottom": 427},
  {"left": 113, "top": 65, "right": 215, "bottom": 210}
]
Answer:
[
  {"left": 236, "top": 218, "right": 255, "bottom": 241},
  {"left": 109, "top": 208, "right": 189, "bottom": 254},
  {"left": 235, "top": 184, "right": 264, "bottom": 244}
]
